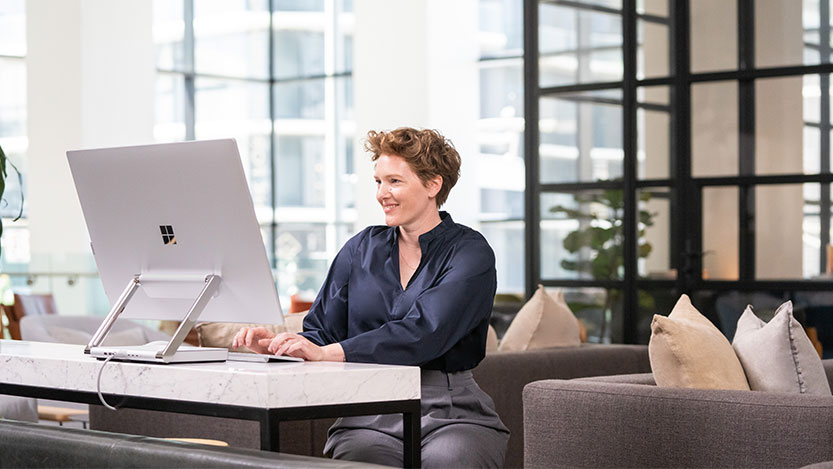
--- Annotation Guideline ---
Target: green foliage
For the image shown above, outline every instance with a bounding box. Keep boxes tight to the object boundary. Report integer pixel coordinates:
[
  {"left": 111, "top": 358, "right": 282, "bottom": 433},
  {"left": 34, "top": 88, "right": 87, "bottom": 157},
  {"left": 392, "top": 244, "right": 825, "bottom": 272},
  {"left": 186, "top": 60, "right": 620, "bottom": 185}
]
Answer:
[
  {"left": 551, "top": 189, "right": 655, "bottom": 280},
  {"left": 551, "top": 189, "right": 658, "bottom": 340}
]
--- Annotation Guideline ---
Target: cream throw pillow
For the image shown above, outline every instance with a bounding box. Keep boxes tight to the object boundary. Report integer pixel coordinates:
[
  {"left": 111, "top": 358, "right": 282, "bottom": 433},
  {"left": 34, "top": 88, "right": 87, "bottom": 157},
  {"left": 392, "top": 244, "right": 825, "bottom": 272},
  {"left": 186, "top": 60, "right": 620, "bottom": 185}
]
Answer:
[
  {"left": 498, "top": 285, "right": 580, "bottom": 352},
  {"left": 732, "top": 301, "right": 831, "bottom": 395},
  {"left": 197, "top": 311, "right": 308, "bottom": 352},
  {"left": 485, "top": 324, "right": 499, "bottom": 353},
  {"left": 649, "top": 294, "right": 749, "bottom": 390}
]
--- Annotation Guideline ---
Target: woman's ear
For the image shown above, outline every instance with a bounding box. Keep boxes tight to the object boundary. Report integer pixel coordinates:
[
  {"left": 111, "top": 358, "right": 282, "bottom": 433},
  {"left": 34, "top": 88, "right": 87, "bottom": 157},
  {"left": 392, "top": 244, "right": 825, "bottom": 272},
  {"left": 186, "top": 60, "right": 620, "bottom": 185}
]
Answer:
[{"left": 426, "top": 175, "right": 443, "bottom": 199}]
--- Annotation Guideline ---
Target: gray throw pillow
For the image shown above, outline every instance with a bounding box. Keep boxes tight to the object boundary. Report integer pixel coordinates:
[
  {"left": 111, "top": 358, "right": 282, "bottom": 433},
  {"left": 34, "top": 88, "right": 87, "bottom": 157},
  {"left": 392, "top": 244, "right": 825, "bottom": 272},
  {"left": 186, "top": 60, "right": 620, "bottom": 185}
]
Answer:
[{"left": 732, "top": 301, "right": 831, "bottom": 395}]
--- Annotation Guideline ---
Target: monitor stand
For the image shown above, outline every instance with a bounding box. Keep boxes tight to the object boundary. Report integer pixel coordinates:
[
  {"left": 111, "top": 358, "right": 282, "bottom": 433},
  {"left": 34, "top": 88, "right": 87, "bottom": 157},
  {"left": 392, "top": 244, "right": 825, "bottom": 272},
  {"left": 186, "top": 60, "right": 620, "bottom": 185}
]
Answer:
[{"left": 84, "top": 274, "right": 228, "bottom": 364}]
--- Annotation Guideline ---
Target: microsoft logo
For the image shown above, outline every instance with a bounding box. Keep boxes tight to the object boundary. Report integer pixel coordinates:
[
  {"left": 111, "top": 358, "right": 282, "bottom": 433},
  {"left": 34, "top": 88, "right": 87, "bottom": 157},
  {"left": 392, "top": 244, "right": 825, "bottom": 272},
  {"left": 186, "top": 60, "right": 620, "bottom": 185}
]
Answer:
[{"left": 160, "top": 225, "right": 177, "bottom": 245}]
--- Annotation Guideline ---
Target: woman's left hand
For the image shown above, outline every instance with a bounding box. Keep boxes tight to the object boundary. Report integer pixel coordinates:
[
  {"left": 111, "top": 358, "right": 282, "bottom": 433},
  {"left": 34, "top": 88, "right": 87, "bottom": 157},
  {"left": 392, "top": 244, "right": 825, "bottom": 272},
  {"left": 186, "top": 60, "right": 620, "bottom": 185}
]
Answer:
[{"left": 266, "top": 333, "right": 345, "bottom": 362}]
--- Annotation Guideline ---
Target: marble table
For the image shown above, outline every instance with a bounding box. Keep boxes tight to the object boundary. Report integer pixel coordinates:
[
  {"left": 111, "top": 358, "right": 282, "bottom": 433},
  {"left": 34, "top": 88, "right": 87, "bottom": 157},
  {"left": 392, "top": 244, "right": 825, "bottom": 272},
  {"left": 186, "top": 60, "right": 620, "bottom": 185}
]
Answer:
[{"left": 0, "top": 340, "right": 422, "bottom": 468}]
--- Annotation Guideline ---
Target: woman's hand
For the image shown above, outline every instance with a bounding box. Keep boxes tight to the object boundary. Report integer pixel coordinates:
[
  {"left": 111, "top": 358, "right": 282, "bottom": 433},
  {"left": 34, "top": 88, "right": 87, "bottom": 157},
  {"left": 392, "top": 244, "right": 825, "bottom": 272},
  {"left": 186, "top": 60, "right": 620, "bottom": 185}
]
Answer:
[
  {"left": 231, "top": 327, "right": 277, "bottom": 354},
  {"left": 266, "top": 332, "right": 345, "bottom": 362}
]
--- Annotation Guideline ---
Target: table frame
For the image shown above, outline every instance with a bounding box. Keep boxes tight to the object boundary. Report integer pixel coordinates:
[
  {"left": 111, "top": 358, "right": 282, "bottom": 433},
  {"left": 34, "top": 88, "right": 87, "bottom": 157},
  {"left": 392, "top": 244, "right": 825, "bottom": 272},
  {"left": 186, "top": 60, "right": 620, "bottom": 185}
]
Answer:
[{"left": 0, "top": 382, "right": 421, "bottom": 468}]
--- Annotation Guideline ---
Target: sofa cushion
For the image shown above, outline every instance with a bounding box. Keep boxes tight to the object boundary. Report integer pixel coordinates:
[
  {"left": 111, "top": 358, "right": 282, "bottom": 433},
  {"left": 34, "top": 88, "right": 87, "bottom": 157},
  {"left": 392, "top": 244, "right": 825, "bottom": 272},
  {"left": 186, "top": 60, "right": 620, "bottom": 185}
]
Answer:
[
  {"left": 649, "top": 294, "right": 749, "bottom": 390},
  {"left": 48, "top": 326, "right": 147, "bottom": 346},
  {"left": 196, "top": 312, "right": 307, "bottom": 352},
  {"left": 732, "top": 301, "right": 831, "bottom": 395},
  {"left": 498, "top": 285, "right": 580, "bottom": 352}
]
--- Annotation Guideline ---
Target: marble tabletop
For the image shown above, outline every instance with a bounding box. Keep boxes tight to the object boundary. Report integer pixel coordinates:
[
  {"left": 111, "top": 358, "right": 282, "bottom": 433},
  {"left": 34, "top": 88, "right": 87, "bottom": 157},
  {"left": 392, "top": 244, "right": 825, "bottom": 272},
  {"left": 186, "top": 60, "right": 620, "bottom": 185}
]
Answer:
[{"left": 0, "top": 340, "right": 421, "bottom": 409}]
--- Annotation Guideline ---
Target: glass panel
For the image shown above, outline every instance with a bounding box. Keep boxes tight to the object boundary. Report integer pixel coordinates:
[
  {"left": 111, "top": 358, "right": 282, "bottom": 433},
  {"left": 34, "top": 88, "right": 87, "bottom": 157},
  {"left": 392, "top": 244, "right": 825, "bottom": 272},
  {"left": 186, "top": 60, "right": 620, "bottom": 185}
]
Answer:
[
  {"left": 756, "top": 77, "right": 807, "bottom": 175},
  {"left": 336, "top": 76, "right": 355, "bottom": 212},
  {"left": 274, "top": 0, "right": 323, "bottom": 11},
  {"left": 756, "top": 184, "right": 815, "bottom": 279},
  {"left": 479, "top": 61, "right": 525, "bottom": 226},
  {"left": 637, "top": 86, "right": 670, "bottom": 179},
  {"left": 194, "top": 78, "right": 272, "bottom": 221},
  {"left": 637, "top": 0, "right": 670, "bottom": 80},
  {"left": 805, "top": 74, "right": 821, "bottom": 124},
  {"left": 273, "top": 29, "right": 325, "bottom": 80},
  {"left": 480, "top": 221, "right": 525, "bottom": 295},
  {"left": 0, "top": 0, "right": 26, "bottom": 56},
  {"left": 154, "top": 73, "right": 187, "bottom": 143},
  {"left": 539, "top": 4, "right": 623, "bottom": 87},
  {"left": 193, "top": 0, "right": 270, "bottom": 79},
  {"left": 478, "top": 0, "right": 523, "bottom": 58},
  {"left": 757, "top": 0, "right": 817, "bottom": 68},
  {"left": 634, "top": 287, "right": 677, "bottom": 344},
  {"left": 479, "top": 62, "right": 523, "bottom": 120},
  {"left": 692, "top": 81, "right": 738, "bottom": 177},
  {"left": 540, "top": 90, "right": 623, "bottom": 184},
  {"left": 0, "top": 58, "right": 26, "bottom": 139},
  {"left": 702, "top": 187, "right": 739, "bottom": 280},
  {"left": 274, "top": 223, "right": 328, "bottom": 299},
  {"left": 0, "top": 57, "right": 26, "bottom": 219},
  {"left": 153, "top": 0, "right": 185, "bottom": 71},
  {"left": 690, "top": 0, "right": 737, "bottom": 73},
  {"left": 551, "top": 287, "right": 624, "bottom": 343},
  {"left": 274, "top": 79, "right": 325, "bottom": 119},
  {"left": 638, "top": 188, "right": 674, "bottom": 279},
  {"left": 274, "top": 136, "right": 325, "bottom": 208},
  {"left": 336, "top": 3, "right": 354, "bottom": 74},
  {"left": 542, "top": 189, "right": 625, "bottom": 280}
]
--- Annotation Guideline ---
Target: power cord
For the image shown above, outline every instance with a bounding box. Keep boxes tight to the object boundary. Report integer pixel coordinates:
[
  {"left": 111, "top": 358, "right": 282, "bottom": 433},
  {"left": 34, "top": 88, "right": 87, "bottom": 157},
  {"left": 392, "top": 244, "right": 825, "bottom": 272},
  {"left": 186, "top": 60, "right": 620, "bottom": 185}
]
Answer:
[{"left": 96, "top": 354, "right": 121, "bottom": 411}]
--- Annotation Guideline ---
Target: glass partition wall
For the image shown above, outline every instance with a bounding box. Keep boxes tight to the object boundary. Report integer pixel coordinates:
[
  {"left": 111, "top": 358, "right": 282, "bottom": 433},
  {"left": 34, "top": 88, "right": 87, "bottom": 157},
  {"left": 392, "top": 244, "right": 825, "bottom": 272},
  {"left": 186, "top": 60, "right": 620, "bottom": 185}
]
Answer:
[{"left": 526, "top": 0, "right": 833, "bottom": 352}]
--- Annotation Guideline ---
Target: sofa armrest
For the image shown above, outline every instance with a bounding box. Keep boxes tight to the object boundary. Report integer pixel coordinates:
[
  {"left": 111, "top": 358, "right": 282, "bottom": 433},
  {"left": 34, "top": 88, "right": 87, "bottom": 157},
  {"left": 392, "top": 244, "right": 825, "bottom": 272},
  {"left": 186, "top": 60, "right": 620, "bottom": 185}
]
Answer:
[
  {"left": 473, "top": 344, "right": 650, "bottom": 468},
  {"left": 0, "top": 419, "right": 379, "bottom": 468},
  {"left": 523, "top": 378, "right": 833, "bottom": 468}
]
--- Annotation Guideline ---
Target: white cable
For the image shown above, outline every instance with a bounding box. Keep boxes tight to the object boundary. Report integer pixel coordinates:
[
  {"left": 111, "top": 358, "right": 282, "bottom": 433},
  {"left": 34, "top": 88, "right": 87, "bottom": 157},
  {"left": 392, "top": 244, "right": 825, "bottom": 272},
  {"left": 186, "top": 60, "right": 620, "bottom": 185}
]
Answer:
[{"left": 96, "top": 354, "right": 120, "bottom": 411}]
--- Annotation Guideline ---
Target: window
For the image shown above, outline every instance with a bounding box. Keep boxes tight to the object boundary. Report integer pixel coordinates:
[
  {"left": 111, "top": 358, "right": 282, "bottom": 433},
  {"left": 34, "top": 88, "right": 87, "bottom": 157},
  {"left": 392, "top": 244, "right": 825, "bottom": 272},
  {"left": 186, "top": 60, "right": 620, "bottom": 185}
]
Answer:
[
  {"left": 0, "top": 0, "right": 30, "bottom": 276},
  {"left": 478, "top": 0, "right": 526, "bottom": 296},
  {"left": 153, "top": 0, "right": 354, "bottom": 301}
]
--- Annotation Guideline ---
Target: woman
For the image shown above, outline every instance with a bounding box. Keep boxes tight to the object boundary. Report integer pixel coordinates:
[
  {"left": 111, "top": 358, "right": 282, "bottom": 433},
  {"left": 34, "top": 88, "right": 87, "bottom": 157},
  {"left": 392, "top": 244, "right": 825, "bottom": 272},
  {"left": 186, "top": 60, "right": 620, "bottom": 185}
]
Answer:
[{"left": 233, "top": 127, "right": 509, "bottom": 468}]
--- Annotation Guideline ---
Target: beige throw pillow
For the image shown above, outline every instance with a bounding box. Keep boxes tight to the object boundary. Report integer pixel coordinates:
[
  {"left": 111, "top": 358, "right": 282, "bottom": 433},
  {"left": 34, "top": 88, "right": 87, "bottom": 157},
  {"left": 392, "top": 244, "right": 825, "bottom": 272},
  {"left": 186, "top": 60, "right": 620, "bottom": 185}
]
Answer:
[
  {"left": 732, "top": 301, "right": 831, "bottom": 395},
  {"left": 485, "top": 324, "right": 499, "bottom": 353},
  {"left": 498, "top": 285, "right": 580, "bottom": 352},
  {"left": 197, "top": 311, "right": 308, "bottom": 352},
  {"left": 649, "top": 294, "right": 749, "bottom": 390}
]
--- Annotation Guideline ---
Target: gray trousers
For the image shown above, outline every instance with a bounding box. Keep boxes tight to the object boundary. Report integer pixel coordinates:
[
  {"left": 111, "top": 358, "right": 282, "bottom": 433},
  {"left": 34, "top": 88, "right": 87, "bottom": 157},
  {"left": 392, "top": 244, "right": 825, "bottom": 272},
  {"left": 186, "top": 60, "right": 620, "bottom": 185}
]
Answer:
[{"left": 325, "top": 369, "right": 510, "bottom": 468}]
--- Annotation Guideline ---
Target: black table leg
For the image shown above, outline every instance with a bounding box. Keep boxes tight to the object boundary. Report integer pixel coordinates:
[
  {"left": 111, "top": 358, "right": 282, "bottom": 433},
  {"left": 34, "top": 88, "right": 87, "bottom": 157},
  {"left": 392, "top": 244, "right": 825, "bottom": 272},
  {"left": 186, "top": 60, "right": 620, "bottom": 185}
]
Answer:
[
  {"left": 402, "top": 400, "right": 421, "bottom": 468},
  {"left": 260, "top": 410, "right": 280, "bottom": 451}
]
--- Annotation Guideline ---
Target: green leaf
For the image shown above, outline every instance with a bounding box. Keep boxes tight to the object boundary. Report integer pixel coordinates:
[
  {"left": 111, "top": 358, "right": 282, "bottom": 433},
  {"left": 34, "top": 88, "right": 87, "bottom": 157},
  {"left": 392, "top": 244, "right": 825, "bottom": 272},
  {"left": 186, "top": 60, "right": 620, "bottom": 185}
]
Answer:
[{"left": 638, "top": 242, "right": 653, "bottom": 258}]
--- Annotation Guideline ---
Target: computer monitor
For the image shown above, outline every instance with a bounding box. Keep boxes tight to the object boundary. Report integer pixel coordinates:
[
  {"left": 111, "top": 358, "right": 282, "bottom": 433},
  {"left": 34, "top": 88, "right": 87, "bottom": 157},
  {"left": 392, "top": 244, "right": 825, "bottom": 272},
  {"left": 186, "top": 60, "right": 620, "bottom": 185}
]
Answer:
[{"left": 67, "top": 139, "right": 283, "bottom": 327}]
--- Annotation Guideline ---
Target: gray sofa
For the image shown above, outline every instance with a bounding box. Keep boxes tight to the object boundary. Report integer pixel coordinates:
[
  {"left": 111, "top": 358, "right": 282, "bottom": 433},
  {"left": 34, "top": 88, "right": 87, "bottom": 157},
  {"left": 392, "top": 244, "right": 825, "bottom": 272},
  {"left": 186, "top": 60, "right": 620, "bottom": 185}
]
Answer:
[
  {"left": 90, "top": 344, "right": 651, "bottom": 468},
  {"left": 523, "top": 360, "right": 833, "bottom": 468},
  {"left": 0, "top": 419, "right": 381, "bottom": 468}
]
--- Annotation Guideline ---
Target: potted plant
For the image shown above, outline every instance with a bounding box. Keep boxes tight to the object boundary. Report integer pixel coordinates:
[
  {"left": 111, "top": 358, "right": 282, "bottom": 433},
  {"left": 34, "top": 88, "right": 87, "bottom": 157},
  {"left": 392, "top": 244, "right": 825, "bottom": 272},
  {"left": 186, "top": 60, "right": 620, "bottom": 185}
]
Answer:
[{"left": 550, "top": 188, "right": 656, "bottom": 342}]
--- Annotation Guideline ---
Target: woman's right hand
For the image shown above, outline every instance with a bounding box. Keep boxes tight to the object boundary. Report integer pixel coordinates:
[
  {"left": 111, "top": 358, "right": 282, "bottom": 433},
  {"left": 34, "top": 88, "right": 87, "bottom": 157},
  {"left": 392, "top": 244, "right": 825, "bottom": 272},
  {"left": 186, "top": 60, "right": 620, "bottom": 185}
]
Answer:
[{"left": 231, "top": 327, "right": 277, "bottom": 354}]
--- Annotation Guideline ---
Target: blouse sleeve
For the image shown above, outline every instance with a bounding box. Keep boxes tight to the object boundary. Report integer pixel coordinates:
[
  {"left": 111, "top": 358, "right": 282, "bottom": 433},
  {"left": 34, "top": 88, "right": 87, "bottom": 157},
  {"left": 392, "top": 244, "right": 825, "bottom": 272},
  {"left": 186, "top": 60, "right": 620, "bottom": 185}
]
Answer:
[
  {"left": 298, "top": 236, "right": 356, "bottom": 346},
  {"left": 338, "top": 237, "right": 496, "bottom": 366}
]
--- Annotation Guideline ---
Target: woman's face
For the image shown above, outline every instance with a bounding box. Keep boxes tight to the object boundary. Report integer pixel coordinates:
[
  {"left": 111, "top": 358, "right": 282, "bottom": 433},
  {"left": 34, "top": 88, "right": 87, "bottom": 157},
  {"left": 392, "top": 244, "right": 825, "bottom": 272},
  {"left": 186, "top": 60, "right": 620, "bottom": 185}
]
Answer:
[{"left": 374, "top": 154, "right": 441, "bottom": 228}]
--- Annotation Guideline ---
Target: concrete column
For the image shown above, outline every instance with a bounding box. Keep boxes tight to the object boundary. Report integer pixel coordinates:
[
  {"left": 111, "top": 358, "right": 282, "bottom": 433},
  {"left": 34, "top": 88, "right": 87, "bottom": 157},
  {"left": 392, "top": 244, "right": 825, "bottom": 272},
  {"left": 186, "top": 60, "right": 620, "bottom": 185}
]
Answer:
[
  {"left": 27, "top": 0, "right": 154, "bottom": 313},
  {"left": 352, "top": 0, "right": 480, "bottom": 229}
]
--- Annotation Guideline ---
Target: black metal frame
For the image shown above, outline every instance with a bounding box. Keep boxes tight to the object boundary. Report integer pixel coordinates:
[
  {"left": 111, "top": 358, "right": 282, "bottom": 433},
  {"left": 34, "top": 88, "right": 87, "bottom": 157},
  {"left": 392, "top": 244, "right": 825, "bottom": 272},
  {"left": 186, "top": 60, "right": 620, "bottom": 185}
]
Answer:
[
  {"left": 526, "top": 0, "right": 833, "bottom": 343},
  {"left": 0, "top": 382, "right": 421, "bottom": 468}
]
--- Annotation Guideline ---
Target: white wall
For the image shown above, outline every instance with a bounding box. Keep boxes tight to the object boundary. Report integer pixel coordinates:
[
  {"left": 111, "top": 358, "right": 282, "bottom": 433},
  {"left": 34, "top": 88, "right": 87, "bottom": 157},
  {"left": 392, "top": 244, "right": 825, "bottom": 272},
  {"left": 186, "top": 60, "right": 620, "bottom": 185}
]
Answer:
[
  {"left": 353, "top": 0, "right": 480, "bottom": 229},
  {"left": 26, "top": 0, "right": 154, "bottom": 312}
]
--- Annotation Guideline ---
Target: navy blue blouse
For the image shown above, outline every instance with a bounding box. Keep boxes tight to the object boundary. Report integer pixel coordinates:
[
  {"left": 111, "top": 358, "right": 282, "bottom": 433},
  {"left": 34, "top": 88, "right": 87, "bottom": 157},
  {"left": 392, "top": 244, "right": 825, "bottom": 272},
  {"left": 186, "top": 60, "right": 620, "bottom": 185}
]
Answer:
[{"left": 299, "top": 212, "right": 496, "bottom": 372}]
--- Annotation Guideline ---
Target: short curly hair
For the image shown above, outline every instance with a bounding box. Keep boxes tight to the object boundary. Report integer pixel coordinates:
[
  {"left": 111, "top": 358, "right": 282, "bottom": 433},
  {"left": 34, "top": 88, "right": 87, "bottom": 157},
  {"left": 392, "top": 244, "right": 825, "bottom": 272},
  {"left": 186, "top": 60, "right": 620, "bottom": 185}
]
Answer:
[{"left": 364, "top": 127, "right": 461, "bottom": 208}]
